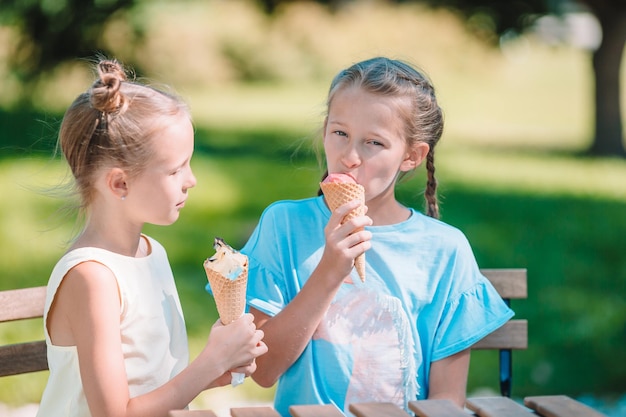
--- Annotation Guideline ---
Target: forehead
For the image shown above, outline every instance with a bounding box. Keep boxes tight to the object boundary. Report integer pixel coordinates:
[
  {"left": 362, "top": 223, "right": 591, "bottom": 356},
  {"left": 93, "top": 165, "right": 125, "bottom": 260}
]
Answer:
[
  {"left": 149, "top": 113, "right": 194, "bottom": 164},
  {"left": 330, "top": 86, "right": 411, "bottom": 115}
]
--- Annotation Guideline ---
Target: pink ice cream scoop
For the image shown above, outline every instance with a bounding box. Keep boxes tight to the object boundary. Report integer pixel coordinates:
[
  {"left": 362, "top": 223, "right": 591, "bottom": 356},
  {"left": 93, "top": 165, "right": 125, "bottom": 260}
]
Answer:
[{"left": 322, "top": 172, "right": 358, "bottom": 184}]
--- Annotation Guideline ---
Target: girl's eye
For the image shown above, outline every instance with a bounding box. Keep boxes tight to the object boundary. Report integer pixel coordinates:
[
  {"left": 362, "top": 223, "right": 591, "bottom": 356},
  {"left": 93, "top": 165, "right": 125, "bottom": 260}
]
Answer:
[
  {"left": 368, "top": 139, "right": 384, "bottom": 147},
  {"left": 333, "top": 130, "right": 347, "bottom": 137}
]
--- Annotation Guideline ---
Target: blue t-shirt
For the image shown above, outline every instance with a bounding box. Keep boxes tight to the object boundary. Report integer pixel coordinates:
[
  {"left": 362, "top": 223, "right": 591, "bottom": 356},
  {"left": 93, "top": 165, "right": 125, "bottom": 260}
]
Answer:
[{"left": 240, "top": 196, "right": 513, "bottom": 416}]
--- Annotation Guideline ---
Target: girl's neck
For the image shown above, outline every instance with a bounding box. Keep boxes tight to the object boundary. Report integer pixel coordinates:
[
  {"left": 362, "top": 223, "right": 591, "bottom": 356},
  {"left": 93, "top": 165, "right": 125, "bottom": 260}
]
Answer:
[
  {"left": 363, "top": 181, "right": 410, "bottom": 226},
  {"left": 71, "top": 222, "right": 146, "bottom": 257},
  {"left": 366, "top": 198, "right": 411, "bottom": 226}
]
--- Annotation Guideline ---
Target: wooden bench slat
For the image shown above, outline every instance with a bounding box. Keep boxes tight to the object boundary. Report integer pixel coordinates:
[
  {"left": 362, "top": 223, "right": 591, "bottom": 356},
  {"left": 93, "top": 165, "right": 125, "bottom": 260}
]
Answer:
[
  {"left": 466, "top": 397, "right": 532, "bottom": 417},
  {"left": 231, "top": 406, "right": 282, "bottom": 417},
  {"left": 472, "top": 320, "right": 528, "bottom": 350},
  {"left": 168, "top": 411, "right": 218, "bottom": 417},
  {"left": 524, "top": 395, "right": 608, "bottom": 417},
  {"left": 0, "top": 286, "right": 46, "bottom": 322},
  {"left": 349, "top": 402, "right": 411, "bottom": 417},
  {"left": 480, "top": 269, "right": 527, "bottom": 299},
  {"left": 0, "top": 340, "right": 48, "bottom": 377},
  {"left": 289, "top": 404, "right": 344, "bottom": 417},
  {"left": 408, "top": 399, "right": 469, "bottom": 417}
]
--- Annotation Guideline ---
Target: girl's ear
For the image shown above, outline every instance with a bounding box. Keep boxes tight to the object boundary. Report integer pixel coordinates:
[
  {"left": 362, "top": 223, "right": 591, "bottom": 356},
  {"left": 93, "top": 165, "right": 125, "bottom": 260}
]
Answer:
[
  {"left": 106, "top": 168, "right": 129, "bottom": 200},
  {"left": 400, "top": 142, "right": 430, "bottom": 172}
]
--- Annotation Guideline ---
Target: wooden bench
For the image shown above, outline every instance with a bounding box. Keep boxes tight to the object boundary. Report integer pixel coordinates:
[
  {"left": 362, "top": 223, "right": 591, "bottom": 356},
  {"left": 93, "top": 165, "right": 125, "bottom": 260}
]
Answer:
[
  {"left": 167, "top": 395, "right": 608, "bottom": 417},
  {"left": 348, "top": 396, "right": 607, "bottom": 417},
  {"left": 0, "top": 286, "right": 48, "bottom": 377}
]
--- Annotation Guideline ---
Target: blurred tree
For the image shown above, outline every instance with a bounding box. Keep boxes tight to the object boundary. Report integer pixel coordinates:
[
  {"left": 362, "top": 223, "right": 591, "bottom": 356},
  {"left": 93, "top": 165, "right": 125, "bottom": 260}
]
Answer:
[
  {"left": 582, "top": 1, "right": 626, "bottom": 157},
  {"left": 0, "top": 0, "right": 139, "bottom": 103},
  {"left": 259, "top": 0, "right": 626, "bottom": 157}
]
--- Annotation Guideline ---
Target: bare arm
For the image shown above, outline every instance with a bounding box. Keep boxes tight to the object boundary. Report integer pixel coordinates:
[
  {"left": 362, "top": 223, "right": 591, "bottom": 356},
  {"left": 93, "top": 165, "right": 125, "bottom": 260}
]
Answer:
[
  {"left": 250, "top": 199, "right": 372, "bottom": 387},
  {"left": 50, "top": 262, "right": 267, "bottom": 417},
  {"left": 427, "top": 348, "right": 471, "bottom": 408},
  {"left": 248, "top": 269, "right": 340, "bottom": 388}
]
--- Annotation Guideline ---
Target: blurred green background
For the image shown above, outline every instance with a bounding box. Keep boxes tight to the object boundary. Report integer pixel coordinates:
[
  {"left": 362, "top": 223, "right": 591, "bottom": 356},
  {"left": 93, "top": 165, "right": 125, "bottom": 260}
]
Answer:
[{"left": 1, "top": 0, "right": 625, "bottom": 414}]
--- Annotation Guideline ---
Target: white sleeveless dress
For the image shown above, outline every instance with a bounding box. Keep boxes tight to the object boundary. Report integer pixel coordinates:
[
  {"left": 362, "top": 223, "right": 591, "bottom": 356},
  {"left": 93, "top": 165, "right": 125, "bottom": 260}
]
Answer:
[{"left": 36, "top": 235, "right": 189, "bottom": 417}]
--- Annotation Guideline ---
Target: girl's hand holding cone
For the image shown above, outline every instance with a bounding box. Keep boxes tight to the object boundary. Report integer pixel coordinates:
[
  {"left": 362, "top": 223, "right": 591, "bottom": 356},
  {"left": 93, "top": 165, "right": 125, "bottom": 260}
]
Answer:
[{"left": 320, "top": 174, "right": 369, "bottom": 282}]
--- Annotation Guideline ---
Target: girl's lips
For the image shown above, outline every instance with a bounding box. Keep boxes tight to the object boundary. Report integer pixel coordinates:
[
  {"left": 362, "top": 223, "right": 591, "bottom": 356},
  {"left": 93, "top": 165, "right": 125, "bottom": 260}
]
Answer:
[{"left": 323, "top": 172, "right": 358, "bottom": 184}]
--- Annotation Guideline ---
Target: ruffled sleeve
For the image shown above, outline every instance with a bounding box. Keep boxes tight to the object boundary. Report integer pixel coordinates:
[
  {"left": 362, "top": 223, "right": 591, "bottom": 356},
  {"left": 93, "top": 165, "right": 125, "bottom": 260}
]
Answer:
[{"left": 431, "top": 278, "right": 514, "bottom": 361}]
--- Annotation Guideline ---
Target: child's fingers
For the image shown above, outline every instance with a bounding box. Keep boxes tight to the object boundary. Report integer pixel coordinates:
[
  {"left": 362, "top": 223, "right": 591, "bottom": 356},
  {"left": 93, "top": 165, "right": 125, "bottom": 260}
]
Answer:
[
  {"left": 254, "top": 340, "right": 268, "bottom": 356},
  {"left": 335, "top": 199, "right": 362, "bottom": 216},
  {"left": 348, "top": 229, "right": 372, "bottom": 247},
  {"left": 230, "top": 360, "right": 258, "bottom": 376},
  {"left": 326, "top": 199, "right": 359, "bottom": 227},
  {"left": 329, "top": 200, "right": 371, "bottom": 229}
]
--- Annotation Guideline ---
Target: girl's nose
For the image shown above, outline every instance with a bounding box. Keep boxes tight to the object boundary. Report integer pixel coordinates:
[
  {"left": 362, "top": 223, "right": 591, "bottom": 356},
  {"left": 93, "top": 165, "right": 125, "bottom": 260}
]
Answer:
[
  {"left": 341, "top": 145, "right": 361, "bottom": 168},
  {"left": 185, "top": 169, "right": 197, "bottom": 190}
]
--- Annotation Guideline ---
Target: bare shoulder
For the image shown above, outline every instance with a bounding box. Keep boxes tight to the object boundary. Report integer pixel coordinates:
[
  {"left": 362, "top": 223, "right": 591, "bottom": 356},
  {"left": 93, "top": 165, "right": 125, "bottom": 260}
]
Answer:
[
  {"left": 49, "top": 261, "right": 120, "bottom": 346},
  {"left": 56, "top": 261, "right": 122, "bottom": 319},
  {"left": 61, "top": 260, "right": 119, "bottom": 300}
]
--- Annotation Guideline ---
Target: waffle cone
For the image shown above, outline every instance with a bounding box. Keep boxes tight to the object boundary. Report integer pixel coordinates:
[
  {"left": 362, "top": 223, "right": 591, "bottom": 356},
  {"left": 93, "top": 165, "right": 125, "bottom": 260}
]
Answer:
[
  {"left": 204, "top": 264, "right": 248, "bottom": 325},
  {"left": 320, "top": 182, "right": 366, "bottom": 282}
]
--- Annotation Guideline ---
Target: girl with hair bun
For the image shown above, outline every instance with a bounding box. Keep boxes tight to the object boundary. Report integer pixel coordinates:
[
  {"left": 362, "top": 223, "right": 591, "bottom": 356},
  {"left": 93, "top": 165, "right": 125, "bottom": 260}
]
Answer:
[
  {"left": 240, "top": 57, "right": 513, "bottom": 416},
  {"left": 37, "top": 58, "right": 267, "bottom": 417}
]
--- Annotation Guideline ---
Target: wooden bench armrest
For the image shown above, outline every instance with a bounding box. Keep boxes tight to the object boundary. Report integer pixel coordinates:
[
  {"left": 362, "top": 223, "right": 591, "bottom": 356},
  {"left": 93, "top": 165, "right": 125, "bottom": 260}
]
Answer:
[{"left": 524, "top": 395, "right": 608, "bottom": 417}]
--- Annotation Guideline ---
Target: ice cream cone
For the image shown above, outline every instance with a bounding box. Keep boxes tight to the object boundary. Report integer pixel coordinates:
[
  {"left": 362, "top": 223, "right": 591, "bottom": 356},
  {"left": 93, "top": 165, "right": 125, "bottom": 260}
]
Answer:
[
  {"left": 204, "top": 263, "right": 248, "bottom": 325},
  {"left": 204, "top": 267, "right": 248, "bottom": 387},
  {"left": 320, "top": 181, "right": 366, "bottom": 282},
  {"left": 203, "top": 238, "right": 249, "bottom": 386}
]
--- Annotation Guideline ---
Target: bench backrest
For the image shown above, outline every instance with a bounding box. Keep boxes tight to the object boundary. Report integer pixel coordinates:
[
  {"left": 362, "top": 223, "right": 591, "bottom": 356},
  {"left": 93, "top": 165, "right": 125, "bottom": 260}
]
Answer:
[
  {"left": 473, "top": 268, "right": 528, "bottom": 397},
  {"left": 0, "top": 286, "right": 48, "bottom": 377},
  {"left": 474, "top": 268, "right": 527, "bottom": 349}
]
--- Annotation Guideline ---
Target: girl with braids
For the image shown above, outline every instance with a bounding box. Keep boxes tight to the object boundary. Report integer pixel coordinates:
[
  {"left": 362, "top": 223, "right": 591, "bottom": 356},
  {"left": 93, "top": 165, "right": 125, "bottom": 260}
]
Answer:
[
  {"left": 37, "top": 58, "right": 267, "bottom": 417},
  {"left": 239, "top": 57, "right": 513, "bottom": 416}
]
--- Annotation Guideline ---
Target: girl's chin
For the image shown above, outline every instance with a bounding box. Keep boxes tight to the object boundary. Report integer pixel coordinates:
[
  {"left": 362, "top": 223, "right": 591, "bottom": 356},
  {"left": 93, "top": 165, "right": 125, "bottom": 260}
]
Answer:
[{"left": 152, "top": 215, "right": 180, "bottom": 226}]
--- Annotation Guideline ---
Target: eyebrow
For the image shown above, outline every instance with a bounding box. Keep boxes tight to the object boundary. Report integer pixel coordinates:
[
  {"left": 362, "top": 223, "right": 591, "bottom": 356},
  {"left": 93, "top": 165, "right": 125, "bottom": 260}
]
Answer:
[{"left": 174, "top": 157, "right": 190, "bottom": 170}]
